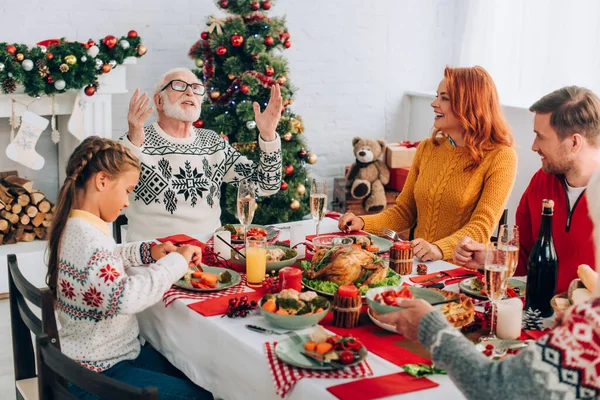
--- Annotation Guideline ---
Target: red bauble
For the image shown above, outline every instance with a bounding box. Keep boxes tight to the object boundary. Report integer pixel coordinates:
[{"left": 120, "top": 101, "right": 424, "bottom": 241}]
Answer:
[
  {"left": 285, "top": 164, "right": 294, "bottom": 176},
  {"left": 6, "top": 45, "right": 16, "bottom": 55},
  {"left": 298, "top": 149, "right": 307, "bottom": 159},
  {"left": 193, "top": 119, "right": 204, "bottom": 128},
  {"left": 281, "top": 106, "right": 285, "bottom": 114},
  {"left": 87, "top": 39, "right": 96, "bottom": 47},
  {"left": 265, "top": 65, "right": 275, "bottom": 76},
  {"left": 280, "top": 181, "right": 288, "bottom": 190},
  {"left": 250, "top": 2, "right": 260, "bottom": 10},
  {"left": 262, "top": 1, "right": 272, "bottom": 10},
  {"left": 251, "top": 54, "right": 259, "bottom": 61},
  {"left": 219, "top": 0, "right": 229, "bottom": 8},
  {"left": 103, "top": 35, "right": 117, "bottom": 49},
  {"left": 264, "top": 36, "right": 274, "bottom": 46},
  {"left": 231, "top": 34, "right": 244, "bottom": 47},
  {"left": 47, "top": 76, "right": 54, "bottom": 84},
  {"left": 127, "top": 30, "right": 138, "bottom": 38},
  {"left": 283, "top": 40, "right": 291, "bottom": 48},
  {"left": 201, "top": 31, "right": 209, "bottom": 40},
  {"left": 280, "top": 31, "right": 291, "bottom": 41},
  {"left": 84, "top": 85, "right": 96, "bottom": 96},
  {"left": 216, "top": 46, "right": 228, "bottom": 56},
  {"left": 47, "top": 52, "right": 54, "bottom": 60},
  {"left": 101, "top": 64, "right": 112, "bottom": 73},
  {"left": 240, "top": 84, "right": 250, "bottom": 94}
]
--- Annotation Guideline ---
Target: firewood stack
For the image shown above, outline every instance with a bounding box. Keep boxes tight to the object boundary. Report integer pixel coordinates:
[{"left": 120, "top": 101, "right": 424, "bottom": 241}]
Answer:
[{"left": 0, "top": 175, "right": 55, "bottom": 245}]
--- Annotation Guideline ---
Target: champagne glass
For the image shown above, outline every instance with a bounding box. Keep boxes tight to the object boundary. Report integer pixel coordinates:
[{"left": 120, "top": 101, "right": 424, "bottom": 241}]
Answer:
[
  {"left": 498, "top": 224, "right": 519, "bottom": 277},
  {"left": 310, "top": 179, "right": 328, "bottom": 238},
  {"left": 481, "top": 242, "right": 509, "bottom": 341},
  {"left": 236, "top": 179, "right": 256, "bottom": 247}
]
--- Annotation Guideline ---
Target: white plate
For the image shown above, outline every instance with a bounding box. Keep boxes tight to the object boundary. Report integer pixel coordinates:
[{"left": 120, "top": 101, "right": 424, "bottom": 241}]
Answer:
[{"left": 367, "top": 308, "right": 397, "bottom": 333}]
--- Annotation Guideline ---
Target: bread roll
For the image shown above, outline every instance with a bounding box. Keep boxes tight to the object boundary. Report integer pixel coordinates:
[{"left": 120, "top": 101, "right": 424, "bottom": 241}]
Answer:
[
  {"left": 577, "top": 264, "right": 597, "bottom": 293},
  {"left": 571, "top": 288, "right": 593, "bottom": 305}
]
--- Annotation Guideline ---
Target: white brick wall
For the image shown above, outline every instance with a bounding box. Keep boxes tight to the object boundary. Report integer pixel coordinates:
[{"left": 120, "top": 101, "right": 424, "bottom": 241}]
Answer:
[{"left": 0, "top": 0, "right": 456, "bottom": 201}]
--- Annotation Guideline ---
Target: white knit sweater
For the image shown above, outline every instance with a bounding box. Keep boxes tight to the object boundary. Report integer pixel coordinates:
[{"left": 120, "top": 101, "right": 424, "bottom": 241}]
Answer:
[
  {"left": 121, "top": 122, "right": 282, "bottom": 242},
  {"left": 56, "top": 210, "right": 188, "bottom": 372}
]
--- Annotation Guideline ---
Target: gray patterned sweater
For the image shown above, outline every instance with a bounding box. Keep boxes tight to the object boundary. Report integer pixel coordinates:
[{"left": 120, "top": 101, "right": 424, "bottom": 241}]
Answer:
[
  {"left": 419, "top": 300, "right": 600, "bottom": 399},
  {"left": 121, "top": 122, "right": 282, "bottom": 242}
]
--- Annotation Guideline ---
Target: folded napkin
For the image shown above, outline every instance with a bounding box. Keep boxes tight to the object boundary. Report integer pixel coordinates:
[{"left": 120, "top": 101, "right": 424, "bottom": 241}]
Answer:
[
  {"left": 410, "top": 267, "right": 479, "bottom": 286},
  {"left": 326, "top": 372, "right": 439, "bottom": 400},
  {"left": 188, "top": 290, "right": 263, "bottom": 317},
  {"left": 520, "top": 329, "right": 551, "bottom": 341},
  {"left": 325, "top": 211, "right": 342, "bottom": 220},
  {"left": 156, "top": 234, "right": 206, "bottom": 250},
  {"left": 305, "top": 231, "right": 370, "bottom": 242},
  {"left": 264, "top": 342, "right": 373, "bottom": 398}
]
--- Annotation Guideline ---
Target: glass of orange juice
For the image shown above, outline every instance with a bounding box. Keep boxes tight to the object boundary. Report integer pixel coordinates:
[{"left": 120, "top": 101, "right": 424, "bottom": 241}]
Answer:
[{"left": 246, "top": 236, "right": 267, "bottom": 287}]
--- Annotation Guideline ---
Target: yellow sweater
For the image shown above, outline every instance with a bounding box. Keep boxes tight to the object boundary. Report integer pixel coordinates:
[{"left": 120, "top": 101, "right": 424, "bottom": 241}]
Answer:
[{"left": 362, "top": 137, "right": 517, "bottom": 260}]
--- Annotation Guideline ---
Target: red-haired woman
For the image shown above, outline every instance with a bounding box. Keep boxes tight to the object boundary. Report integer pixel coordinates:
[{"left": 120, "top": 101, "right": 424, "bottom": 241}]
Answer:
[{"left": 339, "top": 66, "right": 517, "bottom": 262}]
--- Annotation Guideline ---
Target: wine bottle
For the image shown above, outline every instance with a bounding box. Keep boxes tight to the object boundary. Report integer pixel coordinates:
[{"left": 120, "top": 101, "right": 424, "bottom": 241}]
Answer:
[{"left": 525, "top": 199, "right": 558, "bottom": 317}]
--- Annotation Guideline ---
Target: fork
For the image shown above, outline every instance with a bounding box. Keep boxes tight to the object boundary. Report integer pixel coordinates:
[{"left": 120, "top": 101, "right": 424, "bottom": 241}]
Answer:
[
  {"left": 245, "top": 324, "right": 303, "bottom": 344},
  {"left": 381, "top": 228, "right": 401, "bottom": 242}
]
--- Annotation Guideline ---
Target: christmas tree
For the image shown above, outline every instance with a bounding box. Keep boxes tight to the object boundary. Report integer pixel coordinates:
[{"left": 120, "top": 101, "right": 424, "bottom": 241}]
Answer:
[{"left": 188, "top": 0, "right": 316, "bottom": 225}]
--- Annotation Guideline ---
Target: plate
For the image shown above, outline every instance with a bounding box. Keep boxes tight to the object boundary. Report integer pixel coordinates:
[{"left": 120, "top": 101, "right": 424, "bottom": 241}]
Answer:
[
  {"left": 459, "top": 277, "right": 526, "bottom": 300},
  {"left": 216, "top": 224, "right": 278, "bottom": 244},
  {"left": 302, "top": 268, "right": 402, "bottom": 298},
  {"left": 365, "top": 285, "right": 446, "bottom": 315},
  {"left": 275, "top": 334, "right": 368, "bottom": 370},
  {"left": 230, "top": 245, "right": 297, "bottom": 272},
  {"left": 367, "top": 308, "right": 397, "bottom": 333},
  {"left": 174, "top": 265, "right": 242, "bottom": 292},
  {"left": 312, "top": 235, "right": 392, "bottom": 254}
]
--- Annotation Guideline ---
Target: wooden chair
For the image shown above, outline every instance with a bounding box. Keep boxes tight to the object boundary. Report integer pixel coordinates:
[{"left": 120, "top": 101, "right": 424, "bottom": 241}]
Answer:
[
  {"left": 113, "top": 214, "right": 128, "bottom": 244},
  {"left": 491, "top": 208, "right": 509, "bottom": 242},
  {"left": 8, "top": 254, "right": 60, "bottom": 400}
]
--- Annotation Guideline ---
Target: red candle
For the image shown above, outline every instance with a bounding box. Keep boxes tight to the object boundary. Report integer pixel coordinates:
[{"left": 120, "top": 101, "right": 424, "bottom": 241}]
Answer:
[{"left": 278, "top": 266, "right": 303, "bottom": 292}]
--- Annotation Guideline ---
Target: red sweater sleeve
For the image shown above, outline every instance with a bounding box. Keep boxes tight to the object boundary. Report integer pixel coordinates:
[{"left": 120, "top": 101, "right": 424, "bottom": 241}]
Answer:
[{"left": 515, "top": 173, "right": 537, "bottom": 277}]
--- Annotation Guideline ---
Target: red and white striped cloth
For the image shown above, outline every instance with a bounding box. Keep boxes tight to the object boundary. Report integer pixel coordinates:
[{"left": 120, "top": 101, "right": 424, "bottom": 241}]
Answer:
[
  {"left": 162, "top": 274, "right": 251, "bottom": 307},
  {"left": 264, "top": 342, "right": 373, "bottom": 398}
]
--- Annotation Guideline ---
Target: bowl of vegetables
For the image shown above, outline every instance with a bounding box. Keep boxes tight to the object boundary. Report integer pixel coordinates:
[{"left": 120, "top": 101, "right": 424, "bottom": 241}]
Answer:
[
  {"left": 259, "top": 289, "right": 330, "bottom": 330},
  {"left": 365, "top": 286, "right": 446, "bottom": 315},
  {"left": 231, "top": 245, "right": 298, "bottom": 272}
]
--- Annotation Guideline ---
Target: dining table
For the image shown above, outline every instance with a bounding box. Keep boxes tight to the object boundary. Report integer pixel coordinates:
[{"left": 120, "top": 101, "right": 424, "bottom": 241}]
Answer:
[{"left": 135, "top": 217, "right": 470, "bottom": 400}]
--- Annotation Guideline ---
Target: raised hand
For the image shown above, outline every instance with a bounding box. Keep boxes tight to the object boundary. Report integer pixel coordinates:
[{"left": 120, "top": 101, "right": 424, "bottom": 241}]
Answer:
[
  {"left": 127, "top": 88, "right": 154, "bottom": 146},
  {"left": 338, "top": 212, "right": 365, "bottom": 232},
  {"left": 253, "top": 84, "right": 282, "bottom": 141}
]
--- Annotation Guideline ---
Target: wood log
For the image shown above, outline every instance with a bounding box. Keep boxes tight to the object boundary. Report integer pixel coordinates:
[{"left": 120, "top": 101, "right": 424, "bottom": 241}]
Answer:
[
  {"left": 4, "top": 230, "right": 16, "bottom": 244},
  {"left": 45, "top": 213, "right": 53, "bottom": 221},
  {"left": 11, "top": 204, "right": 22, "bottom": 215},
  {"left": 20, "top": 232, "right": 35, "bottom": 242},
  {"left": 30, "top": 191, "right": 45, "bottom": 205},
  {"left": 0, "top": 233, "right": 4, "bottom": 245},
  {"left": 0, "top": 202, "right": 4, "bottom": 212},
  {"left": 17, "top": 194, "right": 30, "bottom": 207},
  {"left": 1, "top": 211, "right": 19, "bottom": 225},
  {"left": 0, "top": 183, "right": 14, "bottom": 205},
  {"left": 20, "top": 214, "right": 30, "bottom": 226},
  {"left": 26, "top": 205, "right": 37, "bottom": 218},
  {"left": 0, "top": 219, "right": 10, "bottom": 233},
  {"left": 4, "top": 176, "right": 34, "bottom": 193},
  {"left": 34, "top": 227, "right": 46, "bottom": 240},
  {"left": 14, "top": 226, "right": 25, "bottom": 241},
  {"left": 39, "top": 200, "right": 51, "bottom": 213},
  {"left": 32, "top": 212, "right": 46, "bottom": 227},
  {"left": 42, "top": 220, "right": 52, "bottom": 228},
  {"left": 23, "top": 224, "right": 33, "bottom": 232},
  {"left": 4, "top": 203, "right": 9, "bottom": 211}
]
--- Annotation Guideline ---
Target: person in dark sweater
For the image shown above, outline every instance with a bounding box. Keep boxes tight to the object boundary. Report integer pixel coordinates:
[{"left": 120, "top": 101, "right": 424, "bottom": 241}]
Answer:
[{"left": 454, "top": 86, "right": 600, "bottom": 292}]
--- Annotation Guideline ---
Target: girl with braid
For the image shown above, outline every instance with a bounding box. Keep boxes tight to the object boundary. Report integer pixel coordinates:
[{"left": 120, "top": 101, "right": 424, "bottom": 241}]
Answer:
[{"left": 46, "top": 136, "right": 212, "bottom": 399}]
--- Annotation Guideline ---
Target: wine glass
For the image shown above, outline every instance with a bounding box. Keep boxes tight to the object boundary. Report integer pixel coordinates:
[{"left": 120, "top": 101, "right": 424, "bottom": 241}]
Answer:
[
  {"left": 310, "top": 179, "right": 328, "bottom": 238},
  {"left": 498, "top": 224, "right": 519, "bottom": 277},
  {"left": 236, "top": 179, "right": 256, "bottom": 247},
  {"left": 480, "top": 242, "right": 509, "bottom": 341}
]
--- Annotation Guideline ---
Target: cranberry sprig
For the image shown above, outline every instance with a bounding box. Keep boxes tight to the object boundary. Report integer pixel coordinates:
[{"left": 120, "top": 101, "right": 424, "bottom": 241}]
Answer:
[
  {"left": 262, "top": 270, "right": 279, "bottom": 293},
  {"left": 224, "top": 295, "right": 258, "bottom": 318}
]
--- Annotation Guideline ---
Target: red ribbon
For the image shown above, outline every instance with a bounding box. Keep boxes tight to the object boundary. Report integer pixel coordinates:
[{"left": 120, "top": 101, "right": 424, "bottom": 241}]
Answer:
[
  {"left": 37, "top": 39, "right": 61, "bottom": 47},
  {"left": 397, "top": 140, "right": 420, "bottom": 148}
]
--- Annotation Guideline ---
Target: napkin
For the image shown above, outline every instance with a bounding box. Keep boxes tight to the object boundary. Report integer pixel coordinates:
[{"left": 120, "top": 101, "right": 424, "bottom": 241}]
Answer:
[
  {"left": 188, "top": 291, "right": 263, "bottom": 317},
  {"left": 410, "top": 268, "right": 479, "bottom": 285},
  {"left": 326, "top": 372, "right": 439, "bottom": 400},
  {"left": 156, "top": 234, "right": 206, "bottom": 250}
]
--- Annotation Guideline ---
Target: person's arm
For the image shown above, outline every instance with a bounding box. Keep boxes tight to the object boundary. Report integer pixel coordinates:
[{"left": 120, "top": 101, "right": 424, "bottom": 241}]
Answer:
[
  {"left": 360, "top": 140, "right": 427, "bottom": 235},
  {"left": 222, "top": 134, "right": 282, "bottom": 196},
  {"left": 116, "top": 241, "right": 157, "bottom": 268},
  {"left": 432, "top": 147, "right": 518, "bottom": 259},
  {"left": 515, "top": 175, "right": 537, "bottom": 276}
]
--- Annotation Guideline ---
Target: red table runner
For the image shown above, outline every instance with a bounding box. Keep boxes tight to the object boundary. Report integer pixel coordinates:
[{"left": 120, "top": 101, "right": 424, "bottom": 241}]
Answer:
[{"left": 326, "top": 372, "right": 439, "bottom": 400}]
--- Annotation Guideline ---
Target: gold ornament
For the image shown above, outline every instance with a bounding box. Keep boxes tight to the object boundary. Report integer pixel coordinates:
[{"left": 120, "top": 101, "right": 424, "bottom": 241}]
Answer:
[
  {"left": 307, "top": 152, "right": 318, "bottom": 164},
  {"left": 207, "top": 15, "right": 227, "bottom": 35},
  {"left": 59, "top": 63, "right": 69, "bottom": 73},
  {"left": 291, "top": 118, "right": 304, "bottom": 133},
  {"left": 136, "top": 44, "right": 147, "bottom": 56},
  {"left": 228, "top": 74, "right": 236, "bottom": 80},
  {"left": 277, "top": 76, "right": 287, "bottom": 85},
  {"left": 210, "top": 90, "right": 221, "bottom": 99},
  {"left": 38, "top": 65, "right": 49, "bottom": 78},
  {"left": 296, "top": 183, "right": 306, "bottom": 196},
  {"left": 194, "top": 58, "right": 204, "bottom": 67},
  {"left": 282, "top": 132, "right": 292, "bottom": 141},
  {"left": 64, "top": 55, "right": 77, "bottom": 65},
  {"left": 16, "top": 53, "right": 24, "bottom": 61},
  {"left": 290, "top": 199, "right": 300, "bottom": 211}
]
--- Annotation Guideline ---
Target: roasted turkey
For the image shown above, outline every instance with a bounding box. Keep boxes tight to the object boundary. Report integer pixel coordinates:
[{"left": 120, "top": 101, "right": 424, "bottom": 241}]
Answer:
[{"left": 304, "top": 247, "right": 388, "bottom": 286}]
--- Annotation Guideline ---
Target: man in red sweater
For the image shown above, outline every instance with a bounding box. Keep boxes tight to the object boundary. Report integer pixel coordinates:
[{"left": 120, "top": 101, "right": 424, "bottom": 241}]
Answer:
[{"left": 454, "top": 86, "right": 600, "bottom": 293}]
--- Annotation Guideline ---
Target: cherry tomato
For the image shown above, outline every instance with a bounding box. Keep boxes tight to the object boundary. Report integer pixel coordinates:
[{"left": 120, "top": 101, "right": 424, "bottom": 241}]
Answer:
[{"left": 339, "top": 351, "right": 355, "bottom": 365}]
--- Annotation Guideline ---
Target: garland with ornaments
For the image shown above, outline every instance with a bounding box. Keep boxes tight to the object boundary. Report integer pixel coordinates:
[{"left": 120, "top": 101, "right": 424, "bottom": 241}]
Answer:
[{"left": 0, "top": 31, "right": 147, "bottom": 98}]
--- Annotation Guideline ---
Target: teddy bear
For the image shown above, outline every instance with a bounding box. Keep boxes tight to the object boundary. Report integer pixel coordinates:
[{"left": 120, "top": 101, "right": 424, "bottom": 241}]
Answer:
[{"left": 346, "top": 137, "right": 390, "bottom": 212}]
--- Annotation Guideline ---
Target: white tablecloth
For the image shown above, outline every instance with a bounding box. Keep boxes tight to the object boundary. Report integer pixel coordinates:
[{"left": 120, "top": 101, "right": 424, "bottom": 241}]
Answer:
[{"left": 136, "top": 218, "right": 467, "bottom": 400}]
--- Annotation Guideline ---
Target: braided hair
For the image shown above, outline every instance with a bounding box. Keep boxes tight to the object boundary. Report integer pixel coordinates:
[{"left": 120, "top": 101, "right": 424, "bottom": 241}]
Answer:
[{"left": 46, "top": 136, "right": 140, "bottom": 296}]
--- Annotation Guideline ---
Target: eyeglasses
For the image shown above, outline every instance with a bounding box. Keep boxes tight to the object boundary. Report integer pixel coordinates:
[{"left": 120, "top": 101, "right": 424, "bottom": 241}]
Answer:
[{"left": 161, "top": 79, "right": 205, "bottom": 96}]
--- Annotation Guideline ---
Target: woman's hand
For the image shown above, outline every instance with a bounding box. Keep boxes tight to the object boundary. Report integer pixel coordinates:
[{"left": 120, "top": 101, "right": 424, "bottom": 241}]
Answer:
[
  {"left": 150, "top": 241, "right": 178, "bottom": 261},
  {"left": 254, "top": 84, "right": 282, "bottom": 141},
  {"left": 411, "top": 238, "right": 443, "bottom": 261},
  {"left": 176, "top": 245, "right": 203, "bottom": 268},
  {"left": 338, "top": 212, "right": 365, "bottom": 232},
  {"left": 378, "top": 299, "right": 434, "bottom": 340},
  {"left": 453, "top": 236, "right": 486, "bottom": 270}
]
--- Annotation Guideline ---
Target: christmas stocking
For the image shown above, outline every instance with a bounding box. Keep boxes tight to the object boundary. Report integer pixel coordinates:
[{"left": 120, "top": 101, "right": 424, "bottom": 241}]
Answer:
[
  {"left": 5, "top": 111, "right": 49, "bottom": 170},
  {"left": 68, "top": 92, "right": 87, "bottom": 141}
]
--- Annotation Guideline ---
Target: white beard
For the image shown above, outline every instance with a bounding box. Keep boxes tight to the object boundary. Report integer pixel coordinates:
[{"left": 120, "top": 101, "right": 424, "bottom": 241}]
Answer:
[{"left": 162, "top": 95, "right": 201, "bottom": 122}]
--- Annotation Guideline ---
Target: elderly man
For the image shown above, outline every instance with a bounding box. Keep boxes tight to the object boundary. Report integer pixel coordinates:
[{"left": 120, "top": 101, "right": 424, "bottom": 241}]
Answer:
[
  {"left": 121, "top": 67, "right": 282, "bottom": 242},
  {"left": 454, "top": 86, "right": 600, "bottom": 293}
]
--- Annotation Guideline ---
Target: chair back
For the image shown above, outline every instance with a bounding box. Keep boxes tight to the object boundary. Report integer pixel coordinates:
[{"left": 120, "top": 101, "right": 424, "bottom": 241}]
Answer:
[
  {"left": 113, "top": 214, "right": 128, "bottom": 244},
  {"left": 36, "top": 333, "right": 159, "bottom": 400},
  {"left": 491, "top": 208, "right": 509, "bottom": 242}
]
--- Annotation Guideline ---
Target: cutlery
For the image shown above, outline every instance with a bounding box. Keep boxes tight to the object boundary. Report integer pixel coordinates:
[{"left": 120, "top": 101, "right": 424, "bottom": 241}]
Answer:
[
  {"left": 216, "top": 235, "right": 245, "bottom": 259},
  {"left": 381, "top": 228, "right": 402, "bottom": 242},
  {"left": 245, "top": 325, "right": 303, "bottom": 344}
]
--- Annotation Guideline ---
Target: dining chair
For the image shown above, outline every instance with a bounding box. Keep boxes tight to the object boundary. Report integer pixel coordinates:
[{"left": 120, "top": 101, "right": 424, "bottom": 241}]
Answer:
[
  {"left": 113, "top": 214, "right": 128, "bottom": 244},
  {"left": 490, "top": 208, "right": 509, "bottom": 242},
  {"left": 8, "top": 254, "right": 60, "bottom": 400}
]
